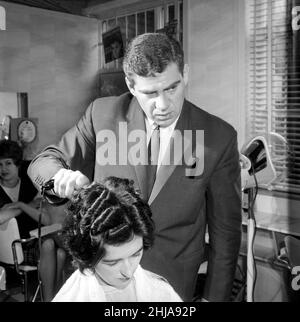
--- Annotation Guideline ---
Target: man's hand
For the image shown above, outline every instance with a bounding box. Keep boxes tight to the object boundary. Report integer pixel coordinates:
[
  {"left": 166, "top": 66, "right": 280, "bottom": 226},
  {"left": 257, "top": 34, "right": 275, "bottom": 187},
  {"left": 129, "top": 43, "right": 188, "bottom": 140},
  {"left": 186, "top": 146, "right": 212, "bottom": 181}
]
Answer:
[{"left": 53, "top": 169, "right": 90, "bottom": 199}]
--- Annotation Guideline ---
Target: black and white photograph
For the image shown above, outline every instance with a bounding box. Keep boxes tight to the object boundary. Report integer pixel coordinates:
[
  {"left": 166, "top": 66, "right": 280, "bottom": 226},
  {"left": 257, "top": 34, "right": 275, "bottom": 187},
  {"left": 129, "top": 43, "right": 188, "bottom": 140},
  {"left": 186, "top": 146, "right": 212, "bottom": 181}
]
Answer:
[
  {"left": 0, "top": 0, "right": 300, "bottom": 310},
  {"left": 102, "top": 26, "right": 124, "bottom": 63}
]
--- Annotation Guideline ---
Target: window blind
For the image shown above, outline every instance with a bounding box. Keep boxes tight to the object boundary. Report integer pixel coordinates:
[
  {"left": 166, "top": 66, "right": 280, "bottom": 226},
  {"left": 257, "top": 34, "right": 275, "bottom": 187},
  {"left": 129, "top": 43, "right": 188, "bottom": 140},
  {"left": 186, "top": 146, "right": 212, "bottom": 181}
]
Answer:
[{"left": 247, "top": 0, "right": 300, "bottom": 194}]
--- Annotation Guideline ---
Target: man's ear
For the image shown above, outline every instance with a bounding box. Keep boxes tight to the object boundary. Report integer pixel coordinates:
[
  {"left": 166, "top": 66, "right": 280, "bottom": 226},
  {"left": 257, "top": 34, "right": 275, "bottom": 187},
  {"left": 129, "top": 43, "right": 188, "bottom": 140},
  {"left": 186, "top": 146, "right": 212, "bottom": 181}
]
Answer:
[
  {"left": 125, "top": 77, "right": 135, "bottom": 96},
  {"left": 183, "top": 64, "right": 189, "bottom": 86}
]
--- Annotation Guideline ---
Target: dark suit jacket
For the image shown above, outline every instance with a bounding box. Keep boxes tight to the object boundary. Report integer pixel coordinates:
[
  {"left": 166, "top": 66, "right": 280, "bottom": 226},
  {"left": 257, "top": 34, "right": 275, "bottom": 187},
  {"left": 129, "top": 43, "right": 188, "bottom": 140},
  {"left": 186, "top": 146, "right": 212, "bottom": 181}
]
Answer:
[{"left": 28, "top": 92, "right": 241, "bottom": 301}]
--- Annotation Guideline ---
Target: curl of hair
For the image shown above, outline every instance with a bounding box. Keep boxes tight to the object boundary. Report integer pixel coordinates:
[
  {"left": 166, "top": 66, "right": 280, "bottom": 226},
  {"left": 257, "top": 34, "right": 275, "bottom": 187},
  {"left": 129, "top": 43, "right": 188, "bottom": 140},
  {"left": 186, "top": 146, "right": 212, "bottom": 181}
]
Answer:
[
  {"left": 62, "top": 177, "right": 154, "bottom": 272},
  {"left": 123, "top": 33, "right": 184, "bottom": 85},
  {"left": 0, "top": 140, "right": 23, "bottom": 166}
]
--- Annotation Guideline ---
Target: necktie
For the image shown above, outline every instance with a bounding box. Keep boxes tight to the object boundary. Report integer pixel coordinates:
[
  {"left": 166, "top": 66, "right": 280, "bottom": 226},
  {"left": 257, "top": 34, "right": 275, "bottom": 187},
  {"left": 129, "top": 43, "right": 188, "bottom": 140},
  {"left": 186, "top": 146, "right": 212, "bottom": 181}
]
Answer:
[{"left": 147, "top": 124, "right": 160, "bottom": 199}]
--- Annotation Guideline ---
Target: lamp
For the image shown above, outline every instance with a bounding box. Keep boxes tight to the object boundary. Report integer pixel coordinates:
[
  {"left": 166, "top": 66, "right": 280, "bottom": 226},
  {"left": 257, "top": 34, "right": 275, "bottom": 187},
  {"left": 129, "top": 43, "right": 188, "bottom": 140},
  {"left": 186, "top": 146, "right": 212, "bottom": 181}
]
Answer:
[{"left": 239, "top": 132, "right": 291, "bottom": 302}]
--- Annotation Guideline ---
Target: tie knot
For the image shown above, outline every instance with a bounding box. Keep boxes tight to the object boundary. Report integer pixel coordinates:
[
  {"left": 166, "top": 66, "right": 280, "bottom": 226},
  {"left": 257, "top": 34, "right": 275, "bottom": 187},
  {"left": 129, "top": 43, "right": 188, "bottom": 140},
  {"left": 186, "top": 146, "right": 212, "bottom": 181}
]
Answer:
[{"left": 153, "top": 123, "right": 160, "bottom": 131}]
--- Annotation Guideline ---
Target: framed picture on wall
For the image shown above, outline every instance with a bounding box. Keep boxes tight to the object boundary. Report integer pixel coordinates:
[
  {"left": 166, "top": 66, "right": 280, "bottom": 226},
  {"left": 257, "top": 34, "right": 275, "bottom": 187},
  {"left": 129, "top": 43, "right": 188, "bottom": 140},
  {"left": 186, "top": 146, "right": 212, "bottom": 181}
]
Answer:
[{"left": 102, "top": 26, "right": 124, "bottom": 64}]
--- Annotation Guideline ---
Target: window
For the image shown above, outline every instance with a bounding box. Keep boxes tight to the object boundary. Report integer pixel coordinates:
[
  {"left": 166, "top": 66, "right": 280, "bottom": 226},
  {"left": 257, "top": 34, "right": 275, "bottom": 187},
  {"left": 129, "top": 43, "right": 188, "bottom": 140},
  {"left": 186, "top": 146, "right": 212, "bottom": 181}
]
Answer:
[
  {"left": 247, "top": 0, "right": 300, "bottom": 194},
  {"left": 99, "top": 0, "right": 183, "bottom": 70}
]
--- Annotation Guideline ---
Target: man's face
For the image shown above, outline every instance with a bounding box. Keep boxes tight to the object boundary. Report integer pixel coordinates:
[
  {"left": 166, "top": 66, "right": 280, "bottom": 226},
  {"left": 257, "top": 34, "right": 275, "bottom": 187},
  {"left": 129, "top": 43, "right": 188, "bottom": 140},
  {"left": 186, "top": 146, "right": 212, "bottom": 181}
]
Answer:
[{"left": 126, "top": 63, "right": 189, "bottom": 128}]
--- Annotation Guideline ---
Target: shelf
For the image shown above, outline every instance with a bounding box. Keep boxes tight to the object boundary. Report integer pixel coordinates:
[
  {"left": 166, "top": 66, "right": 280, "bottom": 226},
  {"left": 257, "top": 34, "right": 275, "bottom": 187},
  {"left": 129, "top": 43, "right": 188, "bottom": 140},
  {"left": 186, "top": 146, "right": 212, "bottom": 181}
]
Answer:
[{"left": 242, "top": 211, "right": 300, "bottom": 237}]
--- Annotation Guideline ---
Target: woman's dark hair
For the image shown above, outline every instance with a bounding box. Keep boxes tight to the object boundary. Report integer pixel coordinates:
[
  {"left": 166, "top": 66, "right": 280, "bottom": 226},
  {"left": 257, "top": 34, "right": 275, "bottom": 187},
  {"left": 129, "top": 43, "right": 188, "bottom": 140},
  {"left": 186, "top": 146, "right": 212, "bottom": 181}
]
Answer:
[
  {"left": 0, "top": 140, "right": 23, "bottom": 166},
  {"left": 123, "top": 33, "right": 184, "bottom": 86},
  {"left": 62, "top": 177, "right": 155, "bottom": 272}
]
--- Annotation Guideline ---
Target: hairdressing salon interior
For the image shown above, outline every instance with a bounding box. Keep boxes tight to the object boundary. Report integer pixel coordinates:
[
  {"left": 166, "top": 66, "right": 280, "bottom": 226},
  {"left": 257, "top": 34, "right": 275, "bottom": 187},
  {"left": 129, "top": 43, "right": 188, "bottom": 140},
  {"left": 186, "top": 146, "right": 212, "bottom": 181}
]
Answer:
[{"left": 0, "top": 0, "right": 300, "bottom": 303}]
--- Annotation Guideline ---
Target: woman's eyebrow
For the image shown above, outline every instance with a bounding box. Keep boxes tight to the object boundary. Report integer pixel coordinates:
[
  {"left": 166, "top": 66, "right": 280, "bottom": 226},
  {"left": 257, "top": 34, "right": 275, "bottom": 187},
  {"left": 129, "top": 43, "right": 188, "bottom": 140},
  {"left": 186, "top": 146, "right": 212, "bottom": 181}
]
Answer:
[{"left": 102, "top": 246, "right": 143, "bottom": 263}]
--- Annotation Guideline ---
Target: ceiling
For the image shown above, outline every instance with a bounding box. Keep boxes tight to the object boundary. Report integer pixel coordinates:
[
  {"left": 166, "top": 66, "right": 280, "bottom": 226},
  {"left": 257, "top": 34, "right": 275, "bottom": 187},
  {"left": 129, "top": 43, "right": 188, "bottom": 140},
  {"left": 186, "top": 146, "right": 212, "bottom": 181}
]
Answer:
[{"left": 1, "top": 0, "right": 115, "bottom": 15}]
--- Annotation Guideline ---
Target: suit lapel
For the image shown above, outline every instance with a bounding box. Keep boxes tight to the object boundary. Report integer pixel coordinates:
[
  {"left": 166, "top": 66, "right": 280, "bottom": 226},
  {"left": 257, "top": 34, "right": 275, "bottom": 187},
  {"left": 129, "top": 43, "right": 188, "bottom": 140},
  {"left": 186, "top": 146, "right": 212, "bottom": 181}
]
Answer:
[
  {"left": 126, "top": 97, "right": 148, "bottom": 199},
  {"left": 149, "top": 101, "right": 192, "bottom": 205}
]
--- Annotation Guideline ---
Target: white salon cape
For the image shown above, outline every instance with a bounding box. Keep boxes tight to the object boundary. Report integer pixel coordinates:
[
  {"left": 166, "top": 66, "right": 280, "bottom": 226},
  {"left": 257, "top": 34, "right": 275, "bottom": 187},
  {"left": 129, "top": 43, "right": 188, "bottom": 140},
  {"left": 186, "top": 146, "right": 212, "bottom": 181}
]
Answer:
[{"left": 52, "top": 265, "right": 182, "bottom": 302}]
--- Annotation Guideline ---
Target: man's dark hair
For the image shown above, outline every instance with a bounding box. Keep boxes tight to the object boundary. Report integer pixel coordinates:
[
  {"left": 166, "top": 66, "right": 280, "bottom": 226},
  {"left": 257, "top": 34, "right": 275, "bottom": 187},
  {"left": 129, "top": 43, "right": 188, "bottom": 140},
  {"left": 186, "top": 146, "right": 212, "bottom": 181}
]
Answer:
[
  {"left": 0, "top": 140, "right": 23, "bottom": 166},
  {"left": 123, "top": 33, "right": 184, "bottom": 86},
  {"left": 62, "top": 177, "right": 155, "bottom": 273}
]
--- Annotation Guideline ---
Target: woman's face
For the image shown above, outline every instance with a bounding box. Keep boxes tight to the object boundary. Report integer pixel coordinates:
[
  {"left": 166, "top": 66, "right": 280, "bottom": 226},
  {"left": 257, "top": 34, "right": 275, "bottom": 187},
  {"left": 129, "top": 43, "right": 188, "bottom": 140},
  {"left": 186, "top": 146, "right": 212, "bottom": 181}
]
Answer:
[
  {"left": 0, "top": 158, "right": 19, "bottom": 183},
  {"left": 95, "top": 235, "right": 143, "bottom": 289}
]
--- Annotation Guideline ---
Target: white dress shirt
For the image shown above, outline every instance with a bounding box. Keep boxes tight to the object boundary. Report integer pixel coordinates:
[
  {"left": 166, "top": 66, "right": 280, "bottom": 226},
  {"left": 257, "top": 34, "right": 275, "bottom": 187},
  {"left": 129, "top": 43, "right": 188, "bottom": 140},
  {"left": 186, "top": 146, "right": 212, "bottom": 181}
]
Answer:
[
  {"left": 0, "top": 180, "right": 20, "bottom": 202},
  {"left": 145, "top": 116, "right": 179, "bottom": 172}
]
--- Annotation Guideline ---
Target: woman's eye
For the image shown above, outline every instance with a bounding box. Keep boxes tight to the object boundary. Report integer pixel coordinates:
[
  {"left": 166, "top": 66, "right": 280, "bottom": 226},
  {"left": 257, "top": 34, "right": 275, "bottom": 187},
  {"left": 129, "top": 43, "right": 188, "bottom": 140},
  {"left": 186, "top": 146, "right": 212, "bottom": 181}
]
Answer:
[
  {"left": 105, "top": 261, "right": 118, "bottom": 266},
  {"left": 145, "top": 92, "right": 156, "bottom": 98}
]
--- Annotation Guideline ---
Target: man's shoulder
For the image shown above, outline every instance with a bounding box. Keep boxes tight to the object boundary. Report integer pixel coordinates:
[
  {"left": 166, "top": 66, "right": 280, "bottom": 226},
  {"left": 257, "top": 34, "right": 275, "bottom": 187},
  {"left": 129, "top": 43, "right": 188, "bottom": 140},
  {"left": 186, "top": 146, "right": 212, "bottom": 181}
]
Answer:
[
  {"left": 186, "top": 100, "right": 236, "bottom": 136},
  {"left": 91, "top": 92, "right": 132, "bottom": 115}
]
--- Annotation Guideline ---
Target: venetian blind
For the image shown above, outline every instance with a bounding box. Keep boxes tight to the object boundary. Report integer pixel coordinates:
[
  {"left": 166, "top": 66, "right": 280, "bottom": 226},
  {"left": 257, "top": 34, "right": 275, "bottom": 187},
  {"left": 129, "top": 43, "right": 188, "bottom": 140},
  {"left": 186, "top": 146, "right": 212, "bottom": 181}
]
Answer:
[{"left": 247, "top": 0, "right": 300, "bottom": 194}]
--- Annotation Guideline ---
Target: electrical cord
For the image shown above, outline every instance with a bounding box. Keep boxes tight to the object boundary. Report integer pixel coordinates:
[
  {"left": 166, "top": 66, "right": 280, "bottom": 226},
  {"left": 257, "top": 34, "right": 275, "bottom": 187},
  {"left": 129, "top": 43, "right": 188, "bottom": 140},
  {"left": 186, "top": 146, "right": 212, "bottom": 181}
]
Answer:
[
  {"left": 248, "top": 162, "right": 258, "bottom": 302},
  {"left": 32, "top": 180, "right": 60, "bottom": 302},
  {"left": 31, "top": 191, "right": 46, "bottom": 302}
]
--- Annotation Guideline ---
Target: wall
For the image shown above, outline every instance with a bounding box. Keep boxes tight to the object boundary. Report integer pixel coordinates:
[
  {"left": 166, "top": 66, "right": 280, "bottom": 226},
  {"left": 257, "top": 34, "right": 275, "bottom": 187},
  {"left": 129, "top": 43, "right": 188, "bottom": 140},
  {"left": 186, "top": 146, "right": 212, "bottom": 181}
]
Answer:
[
  {"left": 184, "top": 0, "right": 246, "bottom": 148},
  {"left": 0, "top": 1, "right": 99, "bottom": 155}
]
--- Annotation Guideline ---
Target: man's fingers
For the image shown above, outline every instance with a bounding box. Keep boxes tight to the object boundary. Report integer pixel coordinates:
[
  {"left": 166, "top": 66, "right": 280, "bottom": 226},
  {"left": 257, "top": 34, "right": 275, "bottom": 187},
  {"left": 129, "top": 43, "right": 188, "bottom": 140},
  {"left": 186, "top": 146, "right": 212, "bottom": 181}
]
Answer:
[
  {"left": 75, "top": 173, "right": 90, "bottom": 189},
  {"left": 52, "top": 169, "right": 90, "bottom": 199},
  {"left": 53, "top": 169, "right": 66, "bottom": 197},
  {"left": 53, "top": 169, "right": 69, "bottom": 198},
  {"left": 65, "top": 171, "right": 89, "bottom": 198},
  {"left": 64, "top": 171, "right": 80, "bottom": 198}
]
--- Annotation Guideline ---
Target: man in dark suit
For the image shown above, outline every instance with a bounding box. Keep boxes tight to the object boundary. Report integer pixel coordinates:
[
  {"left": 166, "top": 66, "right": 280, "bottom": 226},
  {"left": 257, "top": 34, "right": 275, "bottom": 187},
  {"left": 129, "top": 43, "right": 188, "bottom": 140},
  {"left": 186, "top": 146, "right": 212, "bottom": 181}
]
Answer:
[{"left": 28, "top": 33, "right": 241, "bottom": 301}]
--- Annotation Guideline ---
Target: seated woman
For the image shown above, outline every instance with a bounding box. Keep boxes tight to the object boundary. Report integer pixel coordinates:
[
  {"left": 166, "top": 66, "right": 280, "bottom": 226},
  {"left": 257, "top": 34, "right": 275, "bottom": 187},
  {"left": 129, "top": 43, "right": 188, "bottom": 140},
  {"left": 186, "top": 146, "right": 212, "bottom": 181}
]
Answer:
[
  {"left": 0, "top": 140, "right": 45, "bottom": 237},
  {"left": 53, "top": 177, "right": 182, "bottom": 302},
  {"left": 0, "top": 139, "right": 66, "bottom": 301}
]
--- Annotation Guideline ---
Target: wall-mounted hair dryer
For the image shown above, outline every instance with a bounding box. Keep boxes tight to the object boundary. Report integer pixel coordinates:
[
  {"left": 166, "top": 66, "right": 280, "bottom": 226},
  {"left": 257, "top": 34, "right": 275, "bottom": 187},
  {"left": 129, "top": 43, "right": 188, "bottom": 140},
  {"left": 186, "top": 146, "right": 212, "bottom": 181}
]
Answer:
[{"left": 240, "top": 135, "right": 277, "bottom": 190}]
